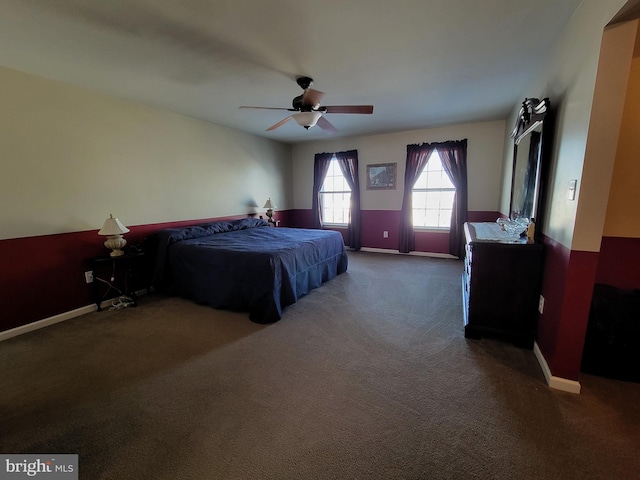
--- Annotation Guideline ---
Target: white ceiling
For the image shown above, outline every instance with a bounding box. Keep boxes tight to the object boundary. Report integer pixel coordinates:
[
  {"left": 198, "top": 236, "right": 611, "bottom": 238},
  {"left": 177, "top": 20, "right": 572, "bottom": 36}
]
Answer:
[{"left": 0, "top": 0, "right": 583, "bottom": 144}]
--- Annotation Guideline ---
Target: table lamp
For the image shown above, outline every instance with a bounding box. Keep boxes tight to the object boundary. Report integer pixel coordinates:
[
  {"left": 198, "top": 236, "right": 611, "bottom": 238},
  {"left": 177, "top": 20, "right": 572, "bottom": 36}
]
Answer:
[
  {"left": 98, "top": 214, "right": 130, "bottom": 256},
  {"left": 264, "top": 198, "right": 276, "bottom": 224}
]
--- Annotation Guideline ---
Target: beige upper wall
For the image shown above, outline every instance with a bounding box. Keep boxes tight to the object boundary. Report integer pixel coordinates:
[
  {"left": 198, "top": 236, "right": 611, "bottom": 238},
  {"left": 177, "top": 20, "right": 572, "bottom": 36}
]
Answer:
[
  {"left": 291, "top": 120, "right": 506, "bottom": 212},
  {"left": 0, "top": 66, "right": 292, "bottom": 240},
  {"left": 501, "top": 0, "right": 631, "bottom": 251},
  {"left": 573, "top": 17, "right": 636, "bottom": 250},
  {"left": 6, "top": 0, "right": 630, "bottom": 245},
  {"left": 603, "top": 21, "right": 640, "bottom": 237}
]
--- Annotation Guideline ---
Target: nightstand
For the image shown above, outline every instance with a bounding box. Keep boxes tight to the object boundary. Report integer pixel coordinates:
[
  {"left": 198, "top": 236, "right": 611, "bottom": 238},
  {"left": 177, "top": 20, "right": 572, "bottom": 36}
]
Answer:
[{"left": 88, "top": 251, "right": 148, "bottom": 311}]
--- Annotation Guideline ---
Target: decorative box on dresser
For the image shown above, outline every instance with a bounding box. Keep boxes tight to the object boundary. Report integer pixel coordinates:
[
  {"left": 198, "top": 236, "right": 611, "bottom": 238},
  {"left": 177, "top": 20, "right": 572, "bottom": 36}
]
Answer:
[{"left": 462, "top": 222, "right": 544, "bottom": 349}]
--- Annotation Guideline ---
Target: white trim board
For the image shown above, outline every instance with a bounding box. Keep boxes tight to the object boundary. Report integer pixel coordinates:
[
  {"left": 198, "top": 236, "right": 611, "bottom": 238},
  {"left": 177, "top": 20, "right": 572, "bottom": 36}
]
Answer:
[
  {"left": 0, "top": 293, "right": 145, "bottom": 342},
  {"left": 534, "top": 341, "right": 582, "bottom": 394},
  {"left": 0, "top": 304, "right": 97, "bottom": 342}
]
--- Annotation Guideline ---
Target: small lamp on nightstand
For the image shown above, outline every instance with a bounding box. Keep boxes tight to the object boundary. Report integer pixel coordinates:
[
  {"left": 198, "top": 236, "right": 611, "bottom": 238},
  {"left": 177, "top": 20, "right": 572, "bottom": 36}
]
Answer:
[
  {"left": 247, "top": 200, "right": 260, "bottom": 217},
  {"left": 98, "top": 214, "right": 130, "bottom": 257},
  {"left": 264, "top": 197, "right": 277, "bottom": 225}
]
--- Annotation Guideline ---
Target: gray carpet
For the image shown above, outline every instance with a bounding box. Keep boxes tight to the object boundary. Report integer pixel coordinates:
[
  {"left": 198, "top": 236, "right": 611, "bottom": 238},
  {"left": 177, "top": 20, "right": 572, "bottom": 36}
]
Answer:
[{"left": 1, "top": 251, "right": 639, "bottom": 479}]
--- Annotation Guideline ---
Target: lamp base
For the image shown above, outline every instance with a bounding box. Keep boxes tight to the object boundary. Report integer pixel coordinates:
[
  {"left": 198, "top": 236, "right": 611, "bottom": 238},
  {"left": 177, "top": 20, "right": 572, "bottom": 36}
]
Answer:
[
  {"left": 104, "top": 235, "right": 127, "bottom": 257},
  {"left": 266, "top": 210, "right": 279, "bottom": 227}
]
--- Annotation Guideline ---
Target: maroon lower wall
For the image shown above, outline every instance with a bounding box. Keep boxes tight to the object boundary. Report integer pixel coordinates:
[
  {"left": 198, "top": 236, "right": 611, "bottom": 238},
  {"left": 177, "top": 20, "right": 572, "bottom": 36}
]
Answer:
[
  {"left": 510, "top": 233, "right": 639, "bottom": 381},
  {"left": 285, "top": 209, "right": 499, "bottom": 253},
  {"left": 7, "top": 209, "right": 636, "bottom": 383},
  {"left": 0, "top": 209, "right": 498, "bottom": 334},
  {"left": 596, "top": 236, "right": 640, "bottom": 290},
  {"left": 537, "top": 235, "right": 600, "bottom": 380},
  {"left": 0, "top": 214, "right": 248, "bottom": 333}
]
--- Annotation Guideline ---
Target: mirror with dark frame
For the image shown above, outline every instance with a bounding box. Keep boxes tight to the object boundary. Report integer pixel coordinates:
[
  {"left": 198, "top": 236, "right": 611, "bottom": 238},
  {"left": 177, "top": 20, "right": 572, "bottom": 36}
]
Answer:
[{"left": 509, "top": 98, "right": 550, "bottom": 231}]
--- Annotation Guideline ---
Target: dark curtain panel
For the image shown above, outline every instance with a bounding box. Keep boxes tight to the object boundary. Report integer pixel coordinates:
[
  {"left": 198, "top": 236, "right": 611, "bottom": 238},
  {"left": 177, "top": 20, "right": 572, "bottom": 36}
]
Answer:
[
  {"left": 312, "top": 153, "right": 334, "bottom": 229},
  {"left": 335, "top": 149, "right": 361, "bottom": 250},
  {"left": 398, "top": 143, "right": 437, "bottom": 253},
  {"left": 438, "top": 139, "right": 468, "bottom": 258}
]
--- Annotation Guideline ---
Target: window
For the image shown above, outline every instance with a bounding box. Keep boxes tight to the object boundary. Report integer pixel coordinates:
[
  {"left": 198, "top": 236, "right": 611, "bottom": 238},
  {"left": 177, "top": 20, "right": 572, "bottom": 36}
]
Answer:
[
  {"left": 320, "top": 157, "right": 351, "bottom": 225},
  {"left": 412, "top": 150, "right": 455, "bottom": 228}
]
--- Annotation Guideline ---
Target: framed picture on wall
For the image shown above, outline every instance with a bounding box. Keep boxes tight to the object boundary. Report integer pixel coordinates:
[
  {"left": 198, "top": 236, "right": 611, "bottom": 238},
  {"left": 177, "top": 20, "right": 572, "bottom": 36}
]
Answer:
[{"left": 366, "top": 163, "right": 397, "bottom": 190}]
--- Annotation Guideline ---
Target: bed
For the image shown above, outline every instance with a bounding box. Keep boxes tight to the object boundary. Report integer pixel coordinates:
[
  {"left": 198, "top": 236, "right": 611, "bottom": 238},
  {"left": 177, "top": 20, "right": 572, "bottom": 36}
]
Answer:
[{"left": 150, "top": 218, "right": 348, "bottom": 323}]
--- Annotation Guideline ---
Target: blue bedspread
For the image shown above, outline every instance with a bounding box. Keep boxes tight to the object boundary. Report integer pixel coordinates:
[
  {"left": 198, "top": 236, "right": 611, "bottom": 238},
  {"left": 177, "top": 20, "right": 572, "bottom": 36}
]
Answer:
[{"left": 151, "top": 218, "right": 348, "bottom": 323}]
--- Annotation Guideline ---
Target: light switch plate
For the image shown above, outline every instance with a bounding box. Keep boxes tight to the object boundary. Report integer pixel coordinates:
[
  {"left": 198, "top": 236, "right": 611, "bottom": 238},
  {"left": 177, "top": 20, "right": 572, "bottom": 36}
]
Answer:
[{"left": 568, "top": 179, "right": 577, "bottom": 201}]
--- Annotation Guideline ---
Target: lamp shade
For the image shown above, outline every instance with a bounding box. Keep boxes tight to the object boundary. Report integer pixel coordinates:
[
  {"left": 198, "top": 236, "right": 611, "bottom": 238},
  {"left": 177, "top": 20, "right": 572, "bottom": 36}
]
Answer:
[
  {"left": 98, "top": 214, "right": 130, "bottom": 236},
  {"left": 293, "top": 111, "right": 322, "bottom": 128},
  {"left": 263, "top": 198, "right": 276, "bottom": 209},
  {"left": 247, "top": 200, "right": 260, "bottom": 216}
]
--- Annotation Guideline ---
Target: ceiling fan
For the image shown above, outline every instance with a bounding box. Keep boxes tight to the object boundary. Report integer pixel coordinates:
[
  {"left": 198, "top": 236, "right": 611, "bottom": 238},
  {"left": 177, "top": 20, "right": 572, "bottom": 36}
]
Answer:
[{"left": 239, "top": 76, "right": 374, "bottom": 133}]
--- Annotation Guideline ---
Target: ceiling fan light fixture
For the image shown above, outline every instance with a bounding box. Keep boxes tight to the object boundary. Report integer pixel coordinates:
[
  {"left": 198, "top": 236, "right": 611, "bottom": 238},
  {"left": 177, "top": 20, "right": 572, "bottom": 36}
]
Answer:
[
  {"left": 293, "top": 111, "right": 322, "bottom": 129},
  {"left": 241, "top": 76, "right": 373, "bottom": 132}
]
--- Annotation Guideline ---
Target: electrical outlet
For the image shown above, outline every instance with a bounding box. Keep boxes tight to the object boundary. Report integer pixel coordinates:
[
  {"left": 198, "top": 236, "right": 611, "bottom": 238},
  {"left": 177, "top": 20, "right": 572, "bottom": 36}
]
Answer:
[
  {"left": 383, "top": 231, "right": 389, "bottom": 238},
  {"left": 538, "top": 295, "right": 545, "bottom": 314},
  {"left": 85, "top": 270, "right": 94, "bottom": 284}
]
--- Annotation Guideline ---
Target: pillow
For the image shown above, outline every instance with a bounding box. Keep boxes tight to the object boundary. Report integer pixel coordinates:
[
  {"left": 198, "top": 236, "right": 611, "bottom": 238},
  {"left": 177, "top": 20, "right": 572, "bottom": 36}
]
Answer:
[{"left": 163, "top": 217, "right": 269, "bottom": 245}]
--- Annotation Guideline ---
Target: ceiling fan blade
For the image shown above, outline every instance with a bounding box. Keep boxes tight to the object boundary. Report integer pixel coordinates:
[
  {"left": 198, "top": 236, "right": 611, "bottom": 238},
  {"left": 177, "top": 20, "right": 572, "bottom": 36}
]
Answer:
[
  {"left": 239, "top": 106, "right": 293, "bottom": 111},
  {"left": 266, "top": 116, "right": 293, "bottom": 131},
  {"left": 316, "top": 116, "right": 338, "bottom": 134},
  {"left": 302, "top": 88, "right": 325, "bottom": 107},
  {"left": 323, "top": 105, "right": 374, "bottom": 114}
]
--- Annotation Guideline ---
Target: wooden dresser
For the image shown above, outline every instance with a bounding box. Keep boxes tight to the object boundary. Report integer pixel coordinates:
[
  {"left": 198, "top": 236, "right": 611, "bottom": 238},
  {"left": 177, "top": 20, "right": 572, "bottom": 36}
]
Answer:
[{"left": 462, "top": 222, "right": 544, "bottom": 348}]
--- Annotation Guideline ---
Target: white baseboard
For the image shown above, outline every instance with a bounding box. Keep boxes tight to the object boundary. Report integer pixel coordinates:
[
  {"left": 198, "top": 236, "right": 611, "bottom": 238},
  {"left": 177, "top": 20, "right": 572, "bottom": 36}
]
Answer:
[
  {"left": 534, "top": 341, "right": 581, "bottom": 394},
  {"left": 0, "top": 291, "right": 147, "bottom": 342},
  {"left": 0, "top": 304, "right": 97, "bottom": 342},
  {"left": 360, "top": 247, "right": 458, "bottom": 259}
]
